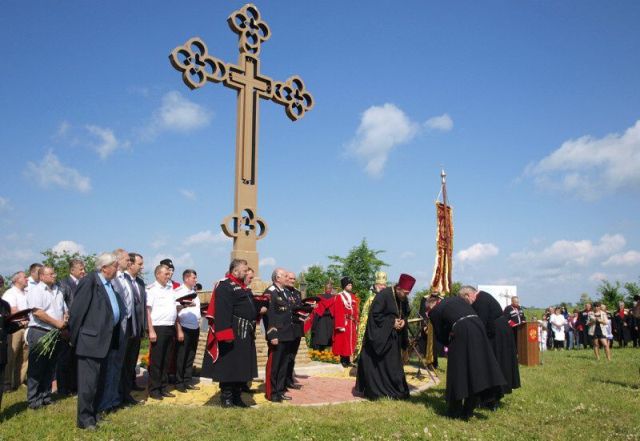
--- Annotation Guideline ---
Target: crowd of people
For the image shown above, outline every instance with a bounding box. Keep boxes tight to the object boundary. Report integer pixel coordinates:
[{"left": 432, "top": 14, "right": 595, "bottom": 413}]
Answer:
[
  {"left": 0, "top": 251, "right": 203, "bottom": 429},
  {"left": 1, "top": 252, "right": 533, "bottom": 428},
  {"left": 534, "top": 299, "right": 640, "bottom": 361}
]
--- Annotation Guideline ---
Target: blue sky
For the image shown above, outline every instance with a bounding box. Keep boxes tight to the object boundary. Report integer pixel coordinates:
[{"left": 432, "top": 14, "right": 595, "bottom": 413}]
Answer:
[{"left": 1, "top": 1, "right": 639, "bottom": 307}]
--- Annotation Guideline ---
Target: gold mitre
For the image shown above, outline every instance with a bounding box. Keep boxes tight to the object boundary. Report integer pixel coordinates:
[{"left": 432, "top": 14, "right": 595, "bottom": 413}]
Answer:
[{"left": 375, "top": 271, "right": 388, "bottom": 286}]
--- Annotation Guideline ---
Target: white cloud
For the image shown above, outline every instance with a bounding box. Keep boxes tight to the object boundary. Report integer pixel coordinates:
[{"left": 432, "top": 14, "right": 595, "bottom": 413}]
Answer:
[
  {"left": 347, "top": 103, "right": 419, "bottom": 177},
  {"left": 151, "top": 252, "right": 194, "bottom": 269},
  {"left": 180, "top": 189, "right": 197, "bottom": 201},
  {"left": 183, "top": 230, "right": 229, "bottom": 247},
  {"left": 0, "top": 196, "right": 11, "bottom": 212},
  {"left": 85, "top": 124, "right": 130, "bottom": 159},
  {"left": 457, "top": 243, "right": 499, "bottom": 263},
  {"left": 524, "top": 120, "right": 640, "bottom": 200},
  {"left": 52, "top": 240, "right": 86, "bottom": 255},
  {"left": 150, "top": 236, "right": 169, "bottom": 250},
  {"left": 589, "top": 272, "right": 608, "bottom": 282},
  {"left": 400, "top": 251, "right": 416, "bottom": 259},
  {"left": 55, "top": 120, "right": 70, "bottom": 138},
  {"left": 141, "top": 91, "right": 212, "bottom": 140},
  {"left": 424, "top": 113, "right": 453, "bottom": 132},
  {"left": 259, "top": 257, "right": 276, "bottom": 267},
  {"left": 510, "top": 234, "right": 626, "bottom": 267},
  {"left": 24, "top": 151, "right": 91, "bottom": 193},
  {"left": 603, "top": 250, "right": 640, "bottom": 267}
]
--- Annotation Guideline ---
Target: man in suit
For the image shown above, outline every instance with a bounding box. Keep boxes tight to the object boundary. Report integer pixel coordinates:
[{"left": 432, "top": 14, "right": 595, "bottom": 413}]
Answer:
[
  {"left": 120, "top": 252, "right": 147, "bottom": 403},
  {"left": 69, "top": 252, "right": 124, "bottom": 430},
  {"left": 56, "top": 259, "right": 86, "bottom": 395},
  {"left": 97, "top": 248, "right": 130, "bottom": 413}
]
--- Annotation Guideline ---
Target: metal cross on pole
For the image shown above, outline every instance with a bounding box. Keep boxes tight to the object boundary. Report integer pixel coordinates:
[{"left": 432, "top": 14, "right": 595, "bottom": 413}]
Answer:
[{"left": 169, "top": 4, "right": 314, "bottom": 278}]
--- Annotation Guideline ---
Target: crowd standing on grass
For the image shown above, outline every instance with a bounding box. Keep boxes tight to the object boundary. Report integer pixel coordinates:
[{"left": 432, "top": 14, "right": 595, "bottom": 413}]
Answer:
[
  {"left": 534, "top": 297, "right": 640, "bottom": 361},
  {"left": 11, "top": 251, "right": 627, "bottom": 426}
]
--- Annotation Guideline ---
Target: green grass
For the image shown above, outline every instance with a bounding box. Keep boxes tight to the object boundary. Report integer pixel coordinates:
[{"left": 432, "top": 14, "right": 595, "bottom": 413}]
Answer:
[{"left": 1, "top": 348, "right": 639, "bottom": 440}]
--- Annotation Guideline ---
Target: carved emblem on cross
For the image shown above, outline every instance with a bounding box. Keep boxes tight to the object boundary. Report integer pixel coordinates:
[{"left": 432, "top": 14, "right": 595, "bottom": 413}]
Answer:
[{"left": 169, "top": 3, "right": 313, "bottom": 276}]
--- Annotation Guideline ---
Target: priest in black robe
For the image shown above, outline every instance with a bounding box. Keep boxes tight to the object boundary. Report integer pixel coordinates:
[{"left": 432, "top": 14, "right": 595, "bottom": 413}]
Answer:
[
  {"left": 356, "top": 274, "right": 416, "bottom": 400},
  {"left": 200, "top": 259, "right": 260, "bottom": 407},
  {"left": 463, "top": 287, "right": 520, "bottom": 404},
  {"left": 427, "top": 294, "right": 506, "bottom": 419}
]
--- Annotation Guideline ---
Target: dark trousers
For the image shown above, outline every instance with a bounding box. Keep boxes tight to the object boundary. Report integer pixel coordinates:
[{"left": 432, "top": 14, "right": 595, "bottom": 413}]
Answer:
[
  {"left": 56, "top": 341, "right": 77, "bottom": 394},
  {"left": 176, "top": 327, "right": 199, "bottom": 388},
  {"left": 26, "top": 328, "right": 60, "bottom": 408},
  {"left": 0, "top": 363, "right": 5, "bottom": 409},
  {"left": 266, "top": 340, "right": 291, "bottom": 399},
  {"left": 582, "top": 329, "right": 593, "bottom": 348},
  {"left": 120, "top": 330, "right": 141, "bottom": 400},
  {"left": 76, "top": 355, "right": 108, "bottom": 428},
  {"left": 149, "top": 326, "right": 175, "bottom": 395},
  {"left": 286, "top": 337, "right": 301, "bottom": 384}
]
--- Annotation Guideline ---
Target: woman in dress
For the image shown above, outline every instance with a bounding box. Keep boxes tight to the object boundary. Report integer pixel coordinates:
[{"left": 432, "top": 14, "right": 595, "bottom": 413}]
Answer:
[{"left": 588, "top": 302, "right": 612, "bottom": 361}]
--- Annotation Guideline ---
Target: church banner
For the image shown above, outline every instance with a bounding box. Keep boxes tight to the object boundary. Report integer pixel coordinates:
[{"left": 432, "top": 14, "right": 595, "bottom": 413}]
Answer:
[{"left": 431, "top": 202, "right": 453, "bottom": 294}]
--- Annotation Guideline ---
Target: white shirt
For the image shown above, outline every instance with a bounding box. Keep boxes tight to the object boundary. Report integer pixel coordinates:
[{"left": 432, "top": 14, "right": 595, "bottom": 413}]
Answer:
[
  {"left": 174, "top": 285, "right": 201, "bottom": 330},
  {"left": 550, "top": 313, "right": 566, "bottom": 341},
  {"left": 2, "top": 286, "right": 28, "bottom": 311},
  {"left": 27, "top": 281, "right": 67, "bottom": 331},
  {"left": 146, "top": 281, "right": 177, "bottom": 327},
  {"left": 25, "top": 276, "right": 39, "bottom": 295}
]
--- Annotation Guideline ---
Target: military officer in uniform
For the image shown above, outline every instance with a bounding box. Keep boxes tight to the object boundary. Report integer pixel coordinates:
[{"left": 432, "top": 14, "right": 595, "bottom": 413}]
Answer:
[
  {"left": 207, "top": 259, "right": 261, "bottom": 407},
  {"left": 264, "top": 268, "right": 295, "bottom": 402},
  {"left": 284, "top": 271, "right": 304, "bottom": 390}
]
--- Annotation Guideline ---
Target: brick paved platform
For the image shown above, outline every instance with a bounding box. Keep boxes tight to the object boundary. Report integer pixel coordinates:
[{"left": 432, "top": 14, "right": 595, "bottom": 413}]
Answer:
[{"left": 133, "top": 364, "right": 439, "bottom": 407}]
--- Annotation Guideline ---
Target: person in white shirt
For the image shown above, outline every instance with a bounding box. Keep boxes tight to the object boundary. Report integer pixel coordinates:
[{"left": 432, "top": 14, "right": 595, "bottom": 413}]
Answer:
[
  {"left": 26, "top": 266, "right": 67, "bottom": 409},
  {"left": 549, "top": 308, "right": 566, "bottom": 350},
  {"left": 25, "top": 263, "right": 43, "bottom": 295},
  {"left": 146, "top": 264, "right": 178, "bottom": 400},
  {"left": 2, "top": 271, "right": 29, "bottom": 390},
  {"left": 174, "top": 269, "right": 201, "bottom": 393}
]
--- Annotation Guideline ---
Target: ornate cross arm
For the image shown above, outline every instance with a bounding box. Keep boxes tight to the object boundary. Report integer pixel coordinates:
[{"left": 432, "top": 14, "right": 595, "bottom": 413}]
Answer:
[
  {"left": 272, "top": 76, "right": 314, "bottom": 122},
  {"left": 169, "top": 38, "right": 228, "bottom": 90},
  {"left": 227, "top": 3, "right": 270, "bottom": 56}
]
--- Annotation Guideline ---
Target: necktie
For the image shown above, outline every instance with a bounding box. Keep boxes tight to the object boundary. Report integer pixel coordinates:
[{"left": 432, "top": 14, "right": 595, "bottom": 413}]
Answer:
[{"left": 123, "top": 274, "right": 139, "bottom": 336}]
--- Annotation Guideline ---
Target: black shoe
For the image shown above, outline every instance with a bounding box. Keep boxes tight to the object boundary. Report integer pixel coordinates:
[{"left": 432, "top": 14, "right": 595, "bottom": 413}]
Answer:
[
  {"left": 176, "top": 387, "right": 187, "bottom": 393},
  {"left": 221, "top": 398, "right": 234, "bottom": 408},
  {"left": 286, "top": 383, "right": 302, "bottom": 390},
  {"left": 161, "top": 391, "right": 176, "bottom": 398},
  {"left": 132, "top": 385, "right": 146, "bottom": 392},
  {"left": 79, "top": 424, "right": 97, "bottom": 431},
  {"left": 148, "top": 393, "right": 163, "bottom": 400},
  {"left": 232, "top": 397, "right": 249, "bottom": 408},
  {"left": 269, "top": 395, "right": 283, "bottom": 403},
  {"left": 123, "top": 396, "right": 141, "bottom": 405},
  {"left": 185, "top": 385, "right": 200, "bottom": 391},
  {"left": 280, "top": 393, "right": 293, "bottom": 401}
]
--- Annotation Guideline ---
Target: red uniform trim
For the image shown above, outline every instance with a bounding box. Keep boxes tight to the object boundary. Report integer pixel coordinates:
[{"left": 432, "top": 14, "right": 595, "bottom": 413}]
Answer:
[
  {"left": 216, "top": 327, "right": 234, "bottom": 342},
  {"left": 265, "top": 345, "right": 274, "bottom": 400}
]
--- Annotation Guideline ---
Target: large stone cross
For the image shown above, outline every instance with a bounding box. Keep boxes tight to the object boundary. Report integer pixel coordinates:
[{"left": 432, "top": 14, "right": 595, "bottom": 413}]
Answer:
[{"left": 169, "top": 4, "right": 313, "bottom": 277}]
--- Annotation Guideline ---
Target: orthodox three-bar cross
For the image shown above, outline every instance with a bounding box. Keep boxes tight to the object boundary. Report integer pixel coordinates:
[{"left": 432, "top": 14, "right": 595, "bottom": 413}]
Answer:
[{"left": 169, "top": 4, "right": 313, "bottom": 277}]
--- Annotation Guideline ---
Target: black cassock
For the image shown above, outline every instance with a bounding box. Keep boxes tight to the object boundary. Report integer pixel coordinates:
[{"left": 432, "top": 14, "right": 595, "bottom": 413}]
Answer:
[
  {"left": 311, "top": 293, "right": 334, "bottom": 348},
  {"left": 201, "top": 278, "right": 259, "bottom": 383},
  {"left": 472, "top": 291, "right": 520, "bottom": 395},
  {"left": 430, "top": 296, "right": 506, "bottom": 403},
  {"left": 356, "top": 287, "right": 409, "bottom": 400}
]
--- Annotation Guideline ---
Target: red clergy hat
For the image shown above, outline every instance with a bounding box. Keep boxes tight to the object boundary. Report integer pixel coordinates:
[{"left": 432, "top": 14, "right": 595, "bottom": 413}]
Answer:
[{"left": 397, "top": 274, "right": 416, "bottom": 292}]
